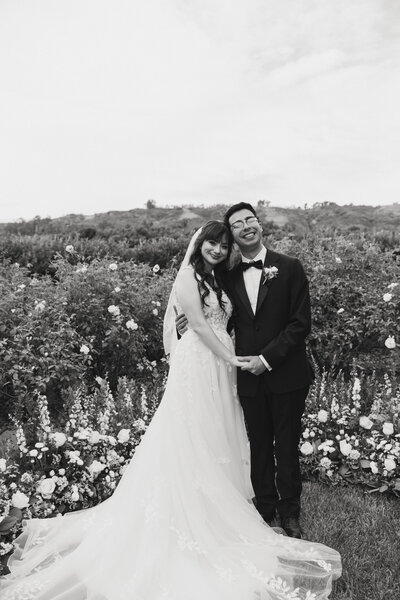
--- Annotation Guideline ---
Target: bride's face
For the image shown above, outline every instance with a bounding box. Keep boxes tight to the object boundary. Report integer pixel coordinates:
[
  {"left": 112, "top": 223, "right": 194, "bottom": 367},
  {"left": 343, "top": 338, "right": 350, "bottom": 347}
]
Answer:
[{"left": 201, "top": 235, "right": 229, "bottom": 269}]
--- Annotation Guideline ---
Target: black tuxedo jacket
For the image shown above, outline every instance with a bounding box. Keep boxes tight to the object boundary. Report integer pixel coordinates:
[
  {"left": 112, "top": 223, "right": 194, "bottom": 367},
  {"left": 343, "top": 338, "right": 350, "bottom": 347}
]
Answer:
[{"left": 222, "top": 249, "right": 314, "bottom": 397}]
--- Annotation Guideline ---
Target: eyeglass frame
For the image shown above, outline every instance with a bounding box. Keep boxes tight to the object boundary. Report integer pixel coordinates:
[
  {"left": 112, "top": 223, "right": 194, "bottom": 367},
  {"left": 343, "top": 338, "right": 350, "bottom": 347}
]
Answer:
[{"left": 229, "top": 216, "right": 259, "bottom": 231}]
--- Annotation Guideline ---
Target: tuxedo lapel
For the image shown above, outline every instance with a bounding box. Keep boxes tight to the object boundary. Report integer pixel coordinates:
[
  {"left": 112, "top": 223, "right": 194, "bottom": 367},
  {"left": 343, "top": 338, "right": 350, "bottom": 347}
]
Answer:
[
  {"left": 232, "top": 268, "right": 254, "bottom": 320},
  {"left": 255, "top": 250, "right": 280, "bottom": 314}
]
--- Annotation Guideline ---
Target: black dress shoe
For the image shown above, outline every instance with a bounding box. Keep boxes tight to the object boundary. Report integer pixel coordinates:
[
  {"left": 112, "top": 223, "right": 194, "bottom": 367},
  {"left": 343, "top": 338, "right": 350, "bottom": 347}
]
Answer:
[{"left": 281, "top": 517, "right": 303, "bottom": 539}]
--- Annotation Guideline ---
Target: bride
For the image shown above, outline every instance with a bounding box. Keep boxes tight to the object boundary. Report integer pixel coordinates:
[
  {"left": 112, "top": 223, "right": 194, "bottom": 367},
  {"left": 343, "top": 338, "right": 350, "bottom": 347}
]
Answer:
[{"left": 0, "top": 221, "right": 341, "bottom": 600}]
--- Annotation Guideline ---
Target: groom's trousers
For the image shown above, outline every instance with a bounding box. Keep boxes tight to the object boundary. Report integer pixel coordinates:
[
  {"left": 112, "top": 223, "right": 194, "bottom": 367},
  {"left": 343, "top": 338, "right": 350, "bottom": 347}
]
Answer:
[{"left": 239, "top": 384, "right": 309, "bottom": 521}]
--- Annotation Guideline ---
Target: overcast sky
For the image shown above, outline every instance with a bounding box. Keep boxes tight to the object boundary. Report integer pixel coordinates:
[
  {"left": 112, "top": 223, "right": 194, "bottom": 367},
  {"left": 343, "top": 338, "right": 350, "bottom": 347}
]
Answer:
[{"left": 1, "top": 0, "right": 399, "bottom": 221}]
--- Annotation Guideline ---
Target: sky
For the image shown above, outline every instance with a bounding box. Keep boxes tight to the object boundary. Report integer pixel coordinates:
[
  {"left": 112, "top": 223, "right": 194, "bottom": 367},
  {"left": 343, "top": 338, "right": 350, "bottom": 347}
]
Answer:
[{"left": 1, "top": 0, "right": 399, "bottom": 222}]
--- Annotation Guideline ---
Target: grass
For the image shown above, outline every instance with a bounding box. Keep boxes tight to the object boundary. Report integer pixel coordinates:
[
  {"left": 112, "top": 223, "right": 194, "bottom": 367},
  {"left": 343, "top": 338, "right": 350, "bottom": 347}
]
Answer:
[{"left": 301, "top": 482, "right": 400, "bottom": 600}]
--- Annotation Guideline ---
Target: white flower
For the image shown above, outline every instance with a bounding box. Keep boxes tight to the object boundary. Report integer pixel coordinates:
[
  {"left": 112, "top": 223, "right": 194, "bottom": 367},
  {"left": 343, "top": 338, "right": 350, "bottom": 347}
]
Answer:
[
  {"left": 11, "top": 491, "right": 30, "bottom": 509},
  {"left": 320, "top": 457, "right": 332, "bottom": 469},
  {"left": 58, "top": 468, "right": 66, "bottom": 476},
  {"left": 75, "top": 265, "right": 88, "bottom": 274},
  {"left": 108, "top": 436, "right": 117, "bottom": 446},
  {"left": 339, "top": 440, "right": 352, "bottom": 456},
  {"left": 52, "top": 432, "right": 67, "bottom": 447},
  {"left": 152, "top": 308, "right": 158, "bottom": 316},
  {"left": 29, "top": 449, "right": 38, "bottom": 457},
  {"left": 382, "top": 422, "right": 394, "bottom": 436},
  {"left": 109, "top": 263, "right": 118, "bottom": 271},
  {"left": 114, "top": 287, "right": 121, "bottom": 293},
  {"left": 126, "top": 319, "right": 138, "bottom": 331},
  {"left": 349, "top": 449, "right": 361, "bottom": 460},
  {"left": 87, "top": 460, "right": 106, "bottom": 476},
  {"left": 383, "top": 293, "right": 393, "bottom": 302},
  {"left": 152, "top": 264, "right": 160, "bottom": 273},
  {"left": 388, "top": 282, "right": 398, "bottom": 290},
  {"left": 71, "top": 486, "right": 80, "bottom": 502},
  {"left": 370, "top": 461, "right": 379, "bottom": 474},
  {"left": 65, "top": 245, "right": 74, "bottom": 254},
  {"left": 0, "top": 458, "right": 6, "bottom": 472},
  {"left": 80, "top": 344, "right": 90, "bottom": 355},
  {"left": 35, "top": 300, "right": 46, "bottom": 311},
  {"left": 108, "top": 305, "right": 120, "bottom": 317},
  {"left": 95, "top": 376, "right": 104, "bottom": 385},
  {"left": 300, "top": 441, "right": 314, "bottom": 456},
  {"left": 88, "top": 431, "right": 101, "bottom": 444},
  {"left": 37, "top": 478, "right": 56, "bottom": 499},
  {"left": 384, "top": 457, "right": 396, "bottom": 471},
  {"left": 117, "top": 429, "right": 130, "bottom": 443},
  {"left": 317, "top": 409, "right": 329, "bottom": 423},
  {"left": 18, "top": 284, "right": 26, "bottom": 290},
  {"left": 385, "top": 336, "right": 396, "bottom": 349},
  {"left": 337, "top": 308, "right": 344, "bottom": 314},
  {"left": 335, "top": 256, "right": 342, "bottom": 263},
  {"left": 359, "top": 416, "right": 373, "bottom": 430}
]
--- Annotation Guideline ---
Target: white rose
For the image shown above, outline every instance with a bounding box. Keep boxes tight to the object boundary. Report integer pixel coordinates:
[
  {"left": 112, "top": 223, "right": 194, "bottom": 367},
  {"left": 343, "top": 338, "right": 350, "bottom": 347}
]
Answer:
[
  {"left": 370, "top": 461, "right": 379, "bottom": 474},
  {"left": 108, "top": 305, "right": 120, "bottom": 317},
  {"left": 383, "top": 422, "right": 394, "bottom": 436},
  {"left": 359, "top": 416, "right": 373, "bottom": 430},
  {"left": 71, "top": 488, "right": 80, "bottom": 502},
  {"left": 384, "top": 336, "right": 396, "bottom": 349},
  {"left": 29, "top": 449, "right": 38, "bottom": 457},
  {"left": 35, "top": 300, "right": 46, "bottom": 311},
  {"left": 126, "top": 319, "right": 138, "bottom": 331},
  {"left": 339, "top": 440, "right": 352, "bottom": 456},
  {"left": 384, "top": 457, "right": 396, "bottom": 472},
  {"left": 320, "top": 457, "right": 331, "bottom": 469},
  {"left": 117, "top": 429, "right": 130, "bottom": 443},
  {"left": 80, "top": 344, "right": 90, "bottom": 355},
  {"left": 152, "top": 308, "right": 158, "bottom": 316},
  {"left": 65, "top": 245, "right": 74, "bottom": 253},
  {"left": 11, "top": 491, "right": 30, "bottom": 509},
  {"left": 88, "top": 431, "right": 101, "bottom": 444},
  {"left": 335, "top": 256, "right": 342, "bottom": 263},
  {"left": 87, "top": 460, "right": 106, "bottom": 476},
  {"left": 300, "top": 441, "right": 314, "bottom": 456},
  {"left": 37, "top": 478, "right": 56, "bottom": 499},
  {"left": 152, "top": 264, "right": 160, "bottom": 273},
  {"left": 52, "top": 432, "right": 67, "bottom": 448},
  {"left": 383, "top": 293, "right": 393, "bottom": 302},
  {"left": 58, "top": 468, "right": 66, "bottom": 476},
  {"left": 317, "top": 409, "right": 328, "bottom": 423},
  {"left": 349, "top": 449, "right": 361, "bottom": 460},
  {"left": 337, "top": 308, "right": 344, "bottom": 314},
  {"left": 0, "top": 458, "right": 6, "bottom": 472},
  {"left": 114, "top": 287, "right": 121, "bottom": 293},
  {"left": 109, "top": 263, "right": 118, "bottom": 271}
]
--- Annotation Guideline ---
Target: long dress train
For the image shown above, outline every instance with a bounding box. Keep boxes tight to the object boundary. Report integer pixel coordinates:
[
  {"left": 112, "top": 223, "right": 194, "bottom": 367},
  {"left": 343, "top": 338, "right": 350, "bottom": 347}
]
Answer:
[{"left": 0, "top": 284, "right": 341, "bottom": 600}]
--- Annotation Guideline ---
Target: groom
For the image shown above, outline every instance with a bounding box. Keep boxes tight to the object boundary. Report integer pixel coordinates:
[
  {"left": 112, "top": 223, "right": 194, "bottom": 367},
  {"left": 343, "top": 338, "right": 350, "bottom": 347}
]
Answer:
[
  {"left": 177, "top": 202, "right": 313, "bottom": 538},
  {"left": 221, "top": 202, "right": 314, "bottom": 538}
]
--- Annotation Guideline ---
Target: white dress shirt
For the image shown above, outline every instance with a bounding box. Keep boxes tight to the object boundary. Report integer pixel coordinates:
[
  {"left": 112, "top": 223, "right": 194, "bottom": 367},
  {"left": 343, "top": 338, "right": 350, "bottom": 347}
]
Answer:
[{"left": 241, "top": 246, "right": 272, "bottom": 372}]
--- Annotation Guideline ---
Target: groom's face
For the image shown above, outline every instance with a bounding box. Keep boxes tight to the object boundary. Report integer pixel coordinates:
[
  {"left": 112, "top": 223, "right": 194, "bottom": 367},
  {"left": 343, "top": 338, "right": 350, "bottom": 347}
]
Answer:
[{"left": 228, "top": 208, "right": 263, "bottom": 253}]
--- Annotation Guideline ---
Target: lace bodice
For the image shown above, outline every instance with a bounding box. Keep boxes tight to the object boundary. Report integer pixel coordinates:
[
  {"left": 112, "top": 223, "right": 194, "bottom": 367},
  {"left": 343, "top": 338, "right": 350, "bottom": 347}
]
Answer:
[{"left": 202, "top": 285, "right": 232, "bottom": 333}]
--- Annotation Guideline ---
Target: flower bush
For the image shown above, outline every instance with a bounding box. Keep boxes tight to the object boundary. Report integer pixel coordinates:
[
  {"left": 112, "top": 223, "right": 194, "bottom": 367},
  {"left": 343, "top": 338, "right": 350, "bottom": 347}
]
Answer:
[{"left": 300, "top": 367, "right": 400, "bottom": 495}]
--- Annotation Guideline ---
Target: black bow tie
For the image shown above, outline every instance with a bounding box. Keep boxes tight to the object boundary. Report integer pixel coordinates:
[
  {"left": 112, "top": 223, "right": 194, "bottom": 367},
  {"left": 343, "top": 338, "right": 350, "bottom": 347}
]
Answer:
[{"left": 241, "top": 260, "right": 264, "bottom": 271}]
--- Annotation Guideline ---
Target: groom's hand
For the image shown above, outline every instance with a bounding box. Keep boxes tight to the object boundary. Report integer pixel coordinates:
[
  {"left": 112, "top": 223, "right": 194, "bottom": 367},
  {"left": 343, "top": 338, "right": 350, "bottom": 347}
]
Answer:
[
  {"left": 237, "top": 355, "right": 267, "bottom": 376},
  {"left": 175, "top": 313, "right": 188, "bottom": 336}
]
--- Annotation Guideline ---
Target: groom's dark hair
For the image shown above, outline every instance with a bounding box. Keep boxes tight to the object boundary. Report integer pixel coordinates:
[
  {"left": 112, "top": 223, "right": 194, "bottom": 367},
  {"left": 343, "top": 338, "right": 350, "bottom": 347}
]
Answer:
[{"left": 223, "top": 202, "right": 257, "bottom": 226}]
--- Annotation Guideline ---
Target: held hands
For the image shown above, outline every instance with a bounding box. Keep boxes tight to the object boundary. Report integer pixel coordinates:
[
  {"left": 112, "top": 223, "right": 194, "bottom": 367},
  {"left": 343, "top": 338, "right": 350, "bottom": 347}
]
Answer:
[
  {"left": 229, "top": 356, "right": 251, "bottom": 368},
  {"left": 236, "top": 355, "right": 267, "bottom": 376}
]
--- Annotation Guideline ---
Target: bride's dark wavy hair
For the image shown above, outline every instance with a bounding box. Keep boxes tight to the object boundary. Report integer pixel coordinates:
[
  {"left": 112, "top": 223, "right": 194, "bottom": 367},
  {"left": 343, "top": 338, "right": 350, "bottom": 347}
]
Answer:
[{"left": 189, "top": 220, "right": 233, "bottom": 311}]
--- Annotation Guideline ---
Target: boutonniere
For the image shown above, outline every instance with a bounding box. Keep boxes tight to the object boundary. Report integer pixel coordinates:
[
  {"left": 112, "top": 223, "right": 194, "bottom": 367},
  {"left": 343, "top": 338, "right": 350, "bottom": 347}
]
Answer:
[{"left": 262, "top": 265, "right": 279, "bottom": 286}]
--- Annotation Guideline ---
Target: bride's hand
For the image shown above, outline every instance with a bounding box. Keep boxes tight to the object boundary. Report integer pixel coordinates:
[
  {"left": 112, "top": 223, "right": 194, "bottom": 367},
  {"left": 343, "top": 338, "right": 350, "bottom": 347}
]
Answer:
[{"left": 229, "top": 356, "right": 250, "bottom": 368}]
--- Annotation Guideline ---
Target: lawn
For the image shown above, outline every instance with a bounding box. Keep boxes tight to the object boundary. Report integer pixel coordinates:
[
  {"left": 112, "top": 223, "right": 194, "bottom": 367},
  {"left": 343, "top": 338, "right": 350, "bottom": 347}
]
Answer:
[{"left": 301, "top": 482, "right": 400, "bottom": 600}]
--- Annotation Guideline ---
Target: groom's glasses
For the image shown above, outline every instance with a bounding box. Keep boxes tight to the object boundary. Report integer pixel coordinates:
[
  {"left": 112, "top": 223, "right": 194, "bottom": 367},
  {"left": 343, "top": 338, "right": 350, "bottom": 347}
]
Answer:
[{"left": 230, "top": 216, "right": 259, "bottom": 231}]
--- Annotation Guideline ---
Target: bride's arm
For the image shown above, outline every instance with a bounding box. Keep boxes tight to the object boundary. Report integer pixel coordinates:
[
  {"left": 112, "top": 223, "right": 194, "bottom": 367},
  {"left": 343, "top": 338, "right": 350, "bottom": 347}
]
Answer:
[{"left": 175, "top": 268, "right": 239, "bottom": 365}]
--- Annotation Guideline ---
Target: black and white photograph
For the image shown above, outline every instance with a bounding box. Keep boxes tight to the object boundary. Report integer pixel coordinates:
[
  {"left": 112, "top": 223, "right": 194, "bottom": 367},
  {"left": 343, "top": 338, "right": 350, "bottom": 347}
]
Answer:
[{"left": 0, "top": 2, "right": 399, "bottom": 599}]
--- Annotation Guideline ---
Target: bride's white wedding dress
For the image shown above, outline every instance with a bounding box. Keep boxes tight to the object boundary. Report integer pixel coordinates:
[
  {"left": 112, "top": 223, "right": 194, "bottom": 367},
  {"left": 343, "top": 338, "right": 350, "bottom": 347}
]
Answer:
[{"left": 1, "top": 278, "right": 341, "bottom": 600}]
